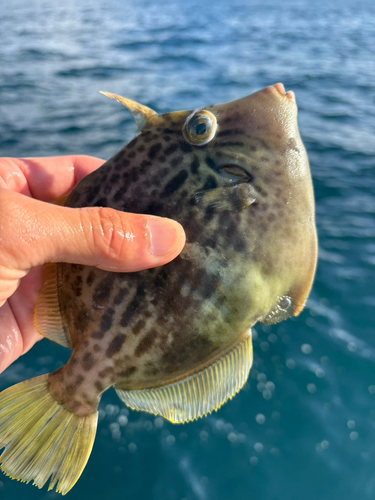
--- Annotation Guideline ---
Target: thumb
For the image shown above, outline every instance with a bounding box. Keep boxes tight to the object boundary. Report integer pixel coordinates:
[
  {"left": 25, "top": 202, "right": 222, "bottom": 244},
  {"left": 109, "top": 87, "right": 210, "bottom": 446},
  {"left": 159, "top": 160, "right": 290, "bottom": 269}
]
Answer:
[{"left": 0, "top": 190, "right": 186, "bottom": 273}]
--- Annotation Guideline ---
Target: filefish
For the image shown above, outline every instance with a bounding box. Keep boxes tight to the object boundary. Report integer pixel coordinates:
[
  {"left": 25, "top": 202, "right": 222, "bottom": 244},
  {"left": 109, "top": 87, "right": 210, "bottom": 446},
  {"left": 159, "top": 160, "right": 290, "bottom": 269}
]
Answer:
[{"left": 0, "top": 83, "right": 317, "bottom": 494}]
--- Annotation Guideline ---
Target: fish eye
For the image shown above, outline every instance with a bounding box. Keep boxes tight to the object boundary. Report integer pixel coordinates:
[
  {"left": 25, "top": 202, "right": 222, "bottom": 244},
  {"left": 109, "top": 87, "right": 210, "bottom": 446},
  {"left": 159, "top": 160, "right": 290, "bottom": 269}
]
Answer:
[{"left": 183, "top": 110, "right": 217, "bottom": 145}]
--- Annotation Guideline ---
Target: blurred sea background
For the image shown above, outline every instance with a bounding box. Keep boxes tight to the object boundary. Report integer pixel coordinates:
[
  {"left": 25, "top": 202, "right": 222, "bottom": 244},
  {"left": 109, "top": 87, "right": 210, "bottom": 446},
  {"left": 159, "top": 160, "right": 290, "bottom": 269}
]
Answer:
[{"left": 0, "top": 0, "right": 375, "bottom": 499}]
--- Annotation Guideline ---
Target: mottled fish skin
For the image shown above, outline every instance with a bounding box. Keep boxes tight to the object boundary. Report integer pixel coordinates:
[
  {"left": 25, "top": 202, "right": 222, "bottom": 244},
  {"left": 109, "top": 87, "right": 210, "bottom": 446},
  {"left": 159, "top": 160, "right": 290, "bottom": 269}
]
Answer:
[{"left": 48, "top": 86, "right": 317, "bottom": 416}]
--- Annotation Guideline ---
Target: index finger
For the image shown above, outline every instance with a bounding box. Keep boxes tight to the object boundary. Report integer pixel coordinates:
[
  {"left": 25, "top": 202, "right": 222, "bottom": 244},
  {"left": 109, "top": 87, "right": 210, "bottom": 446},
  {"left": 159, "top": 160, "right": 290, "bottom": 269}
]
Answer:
[{"left": 0, "top": 156, "right": 105, "bottom": 202}]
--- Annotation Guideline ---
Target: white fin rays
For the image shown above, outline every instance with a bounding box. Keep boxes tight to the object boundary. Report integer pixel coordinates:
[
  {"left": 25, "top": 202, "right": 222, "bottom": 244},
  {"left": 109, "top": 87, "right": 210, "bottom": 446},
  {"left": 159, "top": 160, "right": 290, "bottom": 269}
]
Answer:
[
  {"left": 115, "top": 331, "right": 253, "bottom": 424},
  {"left": 100, "top": 91, "right": 157, "bottom": 132},
  {"left": 34, "top": 263, "right": 71, "bottom": 348}
]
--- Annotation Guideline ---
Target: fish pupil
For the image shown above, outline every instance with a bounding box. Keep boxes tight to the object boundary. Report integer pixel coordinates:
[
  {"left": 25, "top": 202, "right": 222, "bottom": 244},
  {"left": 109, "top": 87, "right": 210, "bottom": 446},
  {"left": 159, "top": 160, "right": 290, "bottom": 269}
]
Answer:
[{"left": 195, "top": 122, "right": 207, "bottom": 136}]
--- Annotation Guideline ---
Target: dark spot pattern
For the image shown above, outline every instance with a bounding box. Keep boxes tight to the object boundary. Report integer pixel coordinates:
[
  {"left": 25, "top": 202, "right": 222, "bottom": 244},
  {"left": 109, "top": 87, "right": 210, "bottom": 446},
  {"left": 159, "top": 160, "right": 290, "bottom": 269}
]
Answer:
[
  {"left": 127, "top": 137, "right": 138, "bottom": 148},
  {"left": 148, "top": 143, "right": 162, "bottom": 159},
  {"left": 91, "top": 308, "right": 115, "bottom": 339},
  {"left": 93, "top": 275, "right": 114, "bottom": 307},
  {"left": 190, "top": 156, "right": 200, "bottom": 174},
  {"left": 203, "top": 210, "right": 215, "bottom": 223},
  {"left": 95, "top": 381, "right": 103, "bottom": 392},
  {"left": 119, "top": 366, "right": 137, "bottom": 378},
  {"left": 82, "top": 352, "right": 95, "bottom": 371},
  {"left": 110, "top": 173, "right": 120, "bottom": 183},
  {"left": 94, "top": 197, "right": 108, "bottom": 207},
  {"left": 68, "top": 401, "right": 81, "bottom": 411},
  {"left": 106, "top": 334, "right": 127, "bottom": 358},
  {"left": 85, "top": 185, "right": 101, "bottom": 204},
  {"left": 144, "top": 201, "right": 164, "bottom": 214},
  {"left": 113, "top": 189, "right": 124, "bottom": 203},
  {"left": 71, "top": 276, "right": 83, "bottom": 297},
  {"left": 132, "top": 319, "right": 146, "bottom": 335},
  {"left": 73, "top": 304, "right": 90, "bottom": 333},
  {"left": 179, "top": 141, "right": 193, "bottom": 153},
  {"left": 268, "top": 213, "right": 276, "bottom": 222},
  {"left": 100, "top": 307, "right": 115, "bottom": 331},
  {"left": 234, "top": 237, "right": 247, "bottom": 253},
  {"left": 98, "top": 367, "right": 115, "bottom": 378},
  {"left": 170, "top": 155, "right": 183, "bottom": 168},
  {"left": 120, "top": 284, "right": 145, "bottom": 327},
  {"left": 135, "top": 329, "right": 157, "bottom": 357},
  {"left": 119, "top": 157, "right": 130, "bottom": 167},
  {"left": 65, "top": 384, "right": 75, "bottom": 396},
  {"left": 113, "top": 288, "right": 128, "bottom": 306},
  {"left": 161, "top": 170, "right": 188, "bottom": 198},
  {"left": 130, "top": 167, "right": 139, "bottom": 182},
  {"left": 70, "top": 264, "right": 84, "bottom": 272},
  {"left": 141, "top": 160, "right": 152, "bottom": 169},
  {"left": 203, "top": 175, "right": 218, "bottom": 190},
  {"left": 164, "top": 143, "right": 178, "bottom": 156},
  {"left": 154, "top": 268, "right": 169, "bottom": 288},
  {"left": 205, "top": 156, "right": 216, "bottom": 170}
]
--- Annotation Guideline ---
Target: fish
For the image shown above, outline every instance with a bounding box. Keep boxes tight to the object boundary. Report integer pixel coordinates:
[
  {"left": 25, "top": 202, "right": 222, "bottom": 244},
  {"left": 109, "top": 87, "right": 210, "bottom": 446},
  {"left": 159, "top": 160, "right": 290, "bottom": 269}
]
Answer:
[{"left": 0, "top": 83, "right": 317, "bottom": 494}]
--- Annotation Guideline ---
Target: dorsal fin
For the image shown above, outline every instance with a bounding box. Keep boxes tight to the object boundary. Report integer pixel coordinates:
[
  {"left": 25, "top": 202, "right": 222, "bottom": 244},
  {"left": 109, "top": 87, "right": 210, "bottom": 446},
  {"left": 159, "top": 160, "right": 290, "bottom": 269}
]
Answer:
[
  {"left": 100, "top": 91, "right": 157, "bottom": 132},
  {"left": 34, "top": 263, "right": 71, "bottom": 348},
  {"left": 115, "top": 331, "right": 253, "bottom": 423}
]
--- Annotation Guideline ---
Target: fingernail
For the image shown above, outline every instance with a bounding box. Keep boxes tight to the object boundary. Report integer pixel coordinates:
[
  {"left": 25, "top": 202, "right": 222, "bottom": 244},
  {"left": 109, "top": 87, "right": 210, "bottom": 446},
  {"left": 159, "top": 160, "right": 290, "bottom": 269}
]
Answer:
[{"left": 147, "top": 217, "right": 184, "bottom": 256}]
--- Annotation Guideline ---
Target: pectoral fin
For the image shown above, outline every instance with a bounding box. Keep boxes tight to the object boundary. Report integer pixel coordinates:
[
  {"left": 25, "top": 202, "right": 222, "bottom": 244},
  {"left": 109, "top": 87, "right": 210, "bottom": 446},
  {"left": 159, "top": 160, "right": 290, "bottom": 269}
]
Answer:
[{"left": 195, "top": 183, "right": 257, "bottom": 211}]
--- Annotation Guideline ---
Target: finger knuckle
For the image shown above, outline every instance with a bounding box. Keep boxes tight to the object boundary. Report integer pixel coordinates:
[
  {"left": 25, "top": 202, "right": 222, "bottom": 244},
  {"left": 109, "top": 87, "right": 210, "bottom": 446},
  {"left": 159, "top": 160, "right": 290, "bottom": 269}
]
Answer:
[{"left": 87, "top": 207, "right": 133, "bottom": 262}]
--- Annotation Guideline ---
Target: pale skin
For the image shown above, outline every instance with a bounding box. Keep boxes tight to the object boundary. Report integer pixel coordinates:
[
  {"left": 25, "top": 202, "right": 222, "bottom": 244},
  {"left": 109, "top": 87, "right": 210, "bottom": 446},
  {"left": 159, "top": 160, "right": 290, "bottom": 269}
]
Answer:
[{"left": 0, "top": 156, "right": 186, "bottom": 374}]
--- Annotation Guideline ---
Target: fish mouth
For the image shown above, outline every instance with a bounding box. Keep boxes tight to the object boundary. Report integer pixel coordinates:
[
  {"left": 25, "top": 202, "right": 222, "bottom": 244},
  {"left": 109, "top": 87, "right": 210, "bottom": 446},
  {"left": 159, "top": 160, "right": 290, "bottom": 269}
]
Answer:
[{"left": 272, "top": 82, "right": 296, "bottom": 103}]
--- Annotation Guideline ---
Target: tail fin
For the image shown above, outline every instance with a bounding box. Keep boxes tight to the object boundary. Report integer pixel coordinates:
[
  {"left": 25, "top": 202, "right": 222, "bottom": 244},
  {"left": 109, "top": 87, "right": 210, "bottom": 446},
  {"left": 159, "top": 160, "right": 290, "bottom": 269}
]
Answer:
[{"left": 0, "top": 374, "right": 98, "bottom": 495}]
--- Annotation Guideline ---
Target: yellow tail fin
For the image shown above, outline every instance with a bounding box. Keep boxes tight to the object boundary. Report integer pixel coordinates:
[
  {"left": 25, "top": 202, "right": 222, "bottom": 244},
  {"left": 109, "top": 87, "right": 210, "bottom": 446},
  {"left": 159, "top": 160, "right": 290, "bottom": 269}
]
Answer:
[{"left": 0, "top": 374, "right": 98, "bottom": 495}]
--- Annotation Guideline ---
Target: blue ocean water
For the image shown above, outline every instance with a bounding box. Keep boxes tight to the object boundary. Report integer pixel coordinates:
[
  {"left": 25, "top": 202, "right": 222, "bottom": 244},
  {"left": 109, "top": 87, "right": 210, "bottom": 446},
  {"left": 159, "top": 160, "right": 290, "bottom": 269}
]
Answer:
[{"left": 0, "top": 0, "right": 375, "bottom": 499}]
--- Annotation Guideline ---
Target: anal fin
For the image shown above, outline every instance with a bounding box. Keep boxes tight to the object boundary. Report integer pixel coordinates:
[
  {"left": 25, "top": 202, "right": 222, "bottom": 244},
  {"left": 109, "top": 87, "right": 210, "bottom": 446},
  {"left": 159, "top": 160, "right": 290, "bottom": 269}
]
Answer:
[
  {"left": 34, "top": 263, "right": 71, "bottom": 348},
  {"left": 115, "top": 330, "right": 253, "bottom": 423}
]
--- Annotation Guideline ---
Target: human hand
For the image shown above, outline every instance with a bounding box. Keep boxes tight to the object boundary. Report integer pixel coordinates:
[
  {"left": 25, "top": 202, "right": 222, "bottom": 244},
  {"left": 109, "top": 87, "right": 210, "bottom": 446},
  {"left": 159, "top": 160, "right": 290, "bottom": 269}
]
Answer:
[{"left": 0, "top": 156, "right": 185, "bottom": 374}]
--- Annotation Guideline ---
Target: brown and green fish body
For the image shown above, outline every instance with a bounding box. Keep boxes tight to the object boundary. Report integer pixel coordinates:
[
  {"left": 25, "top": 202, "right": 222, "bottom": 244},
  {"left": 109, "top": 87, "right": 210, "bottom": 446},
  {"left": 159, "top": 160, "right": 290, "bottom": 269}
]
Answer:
[{"left": 0, "top": 84, "right": 317, "bottom": 494}]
